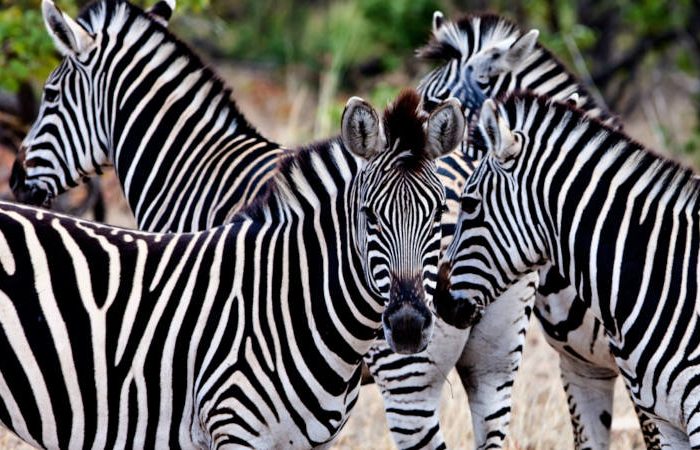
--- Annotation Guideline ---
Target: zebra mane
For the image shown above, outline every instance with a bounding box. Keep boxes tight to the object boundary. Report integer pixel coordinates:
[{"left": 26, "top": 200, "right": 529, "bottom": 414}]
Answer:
[
  {"left": 416, "top": 13, "right": 520, "bottom": 62},
  {"left": 472, "top": 92, "right": 700, "bottom": 199},
  {"left": 417, "top": 13, "right": 621, "bottom": 129},
  {"left": 75, "top": 0, "right": 269, "bottom": 143},
  {"left": 382, "top": 89, "right": 429, "bottom": 169},
  {"left": 243, "top": 90, "right": 432, "bottom": 219}
]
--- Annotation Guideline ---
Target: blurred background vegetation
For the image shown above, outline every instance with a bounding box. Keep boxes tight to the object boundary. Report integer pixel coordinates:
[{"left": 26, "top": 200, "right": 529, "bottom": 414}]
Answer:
[{"left": 1, "top": 0, "right": 699, "bottom": 157}]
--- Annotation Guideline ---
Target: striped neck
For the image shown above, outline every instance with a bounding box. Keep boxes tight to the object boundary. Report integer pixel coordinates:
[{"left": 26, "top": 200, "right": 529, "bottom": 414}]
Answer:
[
  {"left": 78, "top": 0, "right": 282, "bottom": 231},
  {"left": 243, "top": 137, "right": 384, "bottom": 355},
  {"left": 497, "top": 95, "right": 700, "bottom": 331}
]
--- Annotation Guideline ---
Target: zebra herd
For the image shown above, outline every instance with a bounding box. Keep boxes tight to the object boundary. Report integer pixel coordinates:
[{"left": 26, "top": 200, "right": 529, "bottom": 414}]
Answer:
[{"left": 0, "top": 0, "right": 697, "bottom": 448}]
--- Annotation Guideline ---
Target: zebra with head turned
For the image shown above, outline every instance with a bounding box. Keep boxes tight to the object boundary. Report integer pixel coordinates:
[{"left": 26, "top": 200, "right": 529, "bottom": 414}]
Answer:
[
  {"left": 12, "top": 0, "right": 283, "bottom": 232},
  {"left": 412, "top": 12, "right": 663, "bottom": 450},
  {"left": 13, "top": 2, "right": 541, "bottom": 448},
  {"left": 0, "top": 89, "right": 464, "bottom": 449},
  {"left": 439, "top": 92, "right": 700, "bottom": 448}
]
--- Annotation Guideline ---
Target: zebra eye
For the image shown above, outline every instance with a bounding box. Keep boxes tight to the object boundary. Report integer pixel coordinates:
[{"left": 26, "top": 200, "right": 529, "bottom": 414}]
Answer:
[
  {"left": 423, "top": 99, "right": 439, "bottom": 113},
  {"left": 362, "top": 206, "right": 378, "bottom": 225},
  {"left": 461, "top": 196, "right": 480, "bottom": 215},
  {"left": 44, "top": 88, "right": 59, "bottom": 103},
  {"left": 435, "top": 204, "right": 448, "bottom": 222}
]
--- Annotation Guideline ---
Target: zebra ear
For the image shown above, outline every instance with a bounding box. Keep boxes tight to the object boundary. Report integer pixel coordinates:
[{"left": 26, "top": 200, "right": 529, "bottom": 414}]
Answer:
[
  {"left": 432, "top": 11, "right": 445, "bottom": 33},
  {"left": 42, "top": 0, "right": 94, "bottom": 56},
  {"left": 147, "top": 0, "right": 176, "bottom": 27},
  {"left": 426, "top": 98, "right": 465, "bottom": 159},
  {"left": 479, "top": 99, "right": 520, "bottom": 162},
  {"left": 506, "top": 29, "right": 539, "bottom": 67},
  {"left": 342, "top": 97, "right": 384, "bottom": 160}
]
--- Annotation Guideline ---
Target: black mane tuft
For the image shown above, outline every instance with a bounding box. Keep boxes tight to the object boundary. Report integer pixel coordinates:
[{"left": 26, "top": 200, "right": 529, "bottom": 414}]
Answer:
[
  {"left": 416, "top": 12, "right": 519, "bottom": 61},
  {"left": 382, "top": 89, "right": 428, "bottom": 168}
]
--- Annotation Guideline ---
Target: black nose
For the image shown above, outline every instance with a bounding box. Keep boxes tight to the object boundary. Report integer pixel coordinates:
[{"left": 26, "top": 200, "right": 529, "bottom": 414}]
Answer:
[
  {"left": 10, "top": 159, "right": 49, "bottom": 206},
  {"left": 384, "top": 304, "right": 430, "bottom": 354},
  {"left": 382, "top": 276, "right": 433, "bottom": 354},
  {"left": 434, "top": 263, "right": 483, "bottom": 329}
]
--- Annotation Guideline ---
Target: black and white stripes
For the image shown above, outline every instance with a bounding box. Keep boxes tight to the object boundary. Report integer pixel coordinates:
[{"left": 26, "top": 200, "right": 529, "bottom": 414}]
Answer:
[
  {"left": 440, "top": 93, "right": 700, "bottom": 448},
  {"left": 0, "top": 91, "right": 464, "bottom": 449},
  {"left": 14, "top": 0, "right": 283, "bottom": 232}
]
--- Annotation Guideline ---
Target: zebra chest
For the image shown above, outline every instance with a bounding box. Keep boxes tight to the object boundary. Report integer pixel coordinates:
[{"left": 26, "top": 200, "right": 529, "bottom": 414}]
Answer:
[{"left": 197, "top": 357, "right": 363, "bottom": 450}]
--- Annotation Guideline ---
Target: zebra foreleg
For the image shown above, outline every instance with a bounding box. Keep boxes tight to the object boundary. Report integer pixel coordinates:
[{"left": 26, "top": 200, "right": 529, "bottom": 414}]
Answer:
[
  {"left": 455, "top": 274, "right": 537, "bottom": 449},
  {"left": 558, "top": 353, "right": 617, "bottom": 450},
  {"left": 364, "top": 319, "right": 469, "bottom": 450},
  {"left": 634, "top": 407, "right": 662, "bottom": 450}
]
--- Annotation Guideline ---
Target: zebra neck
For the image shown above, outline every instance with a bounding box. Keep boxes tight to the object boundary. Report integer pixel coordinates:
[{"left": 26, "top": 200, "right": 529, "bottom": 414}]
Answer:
[
  {"left": 488, "top": 46, "right": 616, "bottom": 127},
  {"left": 94, "top": 5, "right": 282, "bottom": 231},
  {"left": 529, "top": 121, "right": 700, "bottom": 340},
  {"left": 247, "top": 139, "right": 384, "bottom": 357}
]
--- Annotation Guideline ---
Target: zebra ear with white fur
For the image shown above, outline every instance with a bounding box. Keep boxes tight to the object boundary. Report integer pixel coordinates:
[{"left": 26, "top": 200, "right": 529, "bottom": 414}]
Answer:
[
  {"left": 506, "top": 29, "right": 539, "bottom": 67},
  {"left": 426, "top": 98, "right": 465, "bottom": 159},
  {"left": 432, "top": 11, "right": 445, "bottom": 33},
  {"left": 147, "top": 0, "right": 176, "bottom": 27},
  {"left": 42, "top": 0, "right": 94, "bottom": 56},
  {"left": 479, "top": 99, "right": 520, "bottom": 162},
  {"left": 342, "top": 97, "right": 384, "bottom": 160}
]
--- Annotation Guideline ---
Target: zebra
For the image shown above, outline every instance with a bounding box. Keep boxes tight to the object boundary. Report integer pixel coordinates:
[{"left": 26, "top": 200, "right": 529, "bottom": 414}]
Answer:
[
  {"left": 438, "top": 92, "right": 700, "bottom": 448},
  {"left": 413, "top": 11, "right": 664, "bottom": 449},
  {"left": 13, "top": 1, "right": 541, "bottom": 448},
  {"left": 0, "top": 89, "right": 465, "bottom": 449},
  {"left": 417, "top": 11, "right": 622, "bottom": 155},
  {"left": 12, "top": 0, "right": 283, "bottom": 232}
]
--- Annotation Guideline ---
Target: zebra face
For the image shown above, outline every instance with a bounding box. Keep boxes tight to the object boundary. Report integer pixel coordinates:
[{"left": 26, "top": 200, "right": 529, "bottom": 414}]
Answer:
[
  {"left": 436, "top": 99, "right": 545, "bottom": 329},
  {"left": 416, "top": 12, "right": 539, "bottom": 154},
  {"left": 342, "top": 92, "right": 465, "bottom": 354},
  {"left": 464, "top": 29, "right": 539, "bottom": 85},
  {"left": 13, "top": 0, "right": 174, "bottom": 206},
  {"left": 13, "top": 0, "right": 103, "bottom": 206}
]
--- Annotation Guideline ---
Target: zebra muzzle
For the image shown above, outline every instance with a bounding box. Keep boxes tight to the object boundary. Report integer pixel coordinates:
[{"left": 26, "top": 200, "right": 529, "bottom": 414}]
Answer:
[
  {"left": 434, "top": 263, "right": 483, "bottom": 329},
  {"left": 10, "top": 159, "right": 50, "bottom": 207},
  {"left": 382, "top": 276, "right": 434, "bottom": 354}
]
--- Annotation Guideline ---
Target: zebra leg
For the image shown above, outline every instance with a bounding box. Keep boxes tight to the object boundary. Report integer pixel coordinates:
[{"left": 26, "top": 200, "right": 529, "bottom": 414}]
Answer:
[
  {"left": 634, "top": 407, "right": 662, "bottom": 450},
  {"left": 558, "top": 352, "right": 617, "bottom": 450},
  {"left": 364, "top": 319, "right": 469, "bottom": 450},
  {"left": 455, "top": 274, "right": 537, "bottom": 449}
]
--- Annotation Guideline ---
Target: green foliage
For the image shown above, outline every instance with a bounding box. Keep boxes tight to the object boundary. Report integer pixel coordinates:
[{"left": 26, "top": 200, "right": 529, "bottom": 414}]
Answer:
[
  {"left": 356, "top": 0, "right": 442, "bottom": 69},
  {"left": 0, "top": 0, "right": 207, "bottom": 93},
  {"left": 0, "top": 2, "right": 64, "bottom": 91}
]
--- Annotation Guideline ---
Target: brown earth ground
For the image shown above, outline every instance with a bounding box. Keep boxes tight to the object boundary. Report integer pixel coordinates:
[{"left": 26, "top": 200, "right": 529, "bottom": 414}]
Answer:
[{"left": 0, "top": 61, "right": 697, "bottom": 449}]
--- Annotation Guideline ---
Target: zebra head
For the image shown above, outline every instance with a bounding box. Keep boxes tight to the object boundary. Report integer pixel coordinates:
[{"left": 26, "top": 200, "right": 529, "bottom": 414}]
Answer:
[
  {"left": 416, "top": 12, "right": 538, "bottom": 152},
  {"left": 342, "top": 91, "right": 464, "bottom": 354},
  {"left": 12, "top": 0, "right": 175, "bottom": 206},
  {"left": 436, "top": 98, "right": 547, "bottom": 329}
]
